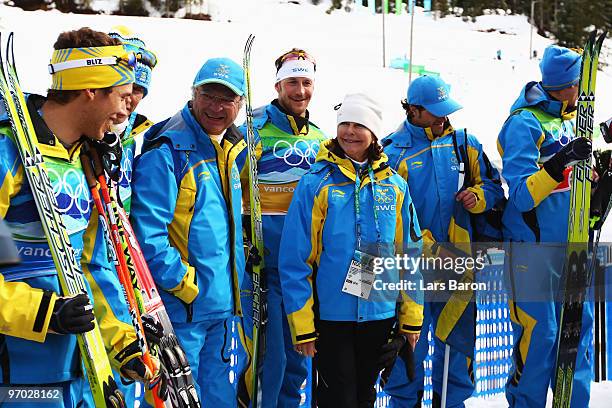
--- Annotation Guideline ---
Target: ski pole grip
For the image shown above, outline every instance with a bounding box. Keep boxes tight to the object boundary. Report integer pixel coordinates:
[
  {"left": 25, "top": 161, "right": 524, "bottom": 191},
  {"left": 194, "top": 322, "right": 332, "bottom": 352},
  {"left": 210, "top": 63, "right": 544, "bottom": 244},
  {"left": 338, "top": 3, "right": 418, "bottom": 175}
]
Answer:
[
  {"left": 79, "top": 145, "right": 98, "bottom": 190},
  {"left": 90, "top": 144, "right": 106, "bottom": 179}
]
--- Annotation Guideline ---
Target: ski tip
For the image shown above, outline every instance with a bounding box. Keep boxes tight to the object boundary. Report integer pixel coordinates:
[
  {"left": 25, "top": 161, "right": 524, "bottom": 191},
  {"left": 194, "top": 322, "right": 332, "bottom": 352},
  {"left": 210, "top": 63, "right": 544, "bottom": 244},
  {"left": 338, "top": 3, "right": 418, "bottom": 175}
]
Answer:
[{"left": 596, "top": 30, "right": 607, "bottom": 46}]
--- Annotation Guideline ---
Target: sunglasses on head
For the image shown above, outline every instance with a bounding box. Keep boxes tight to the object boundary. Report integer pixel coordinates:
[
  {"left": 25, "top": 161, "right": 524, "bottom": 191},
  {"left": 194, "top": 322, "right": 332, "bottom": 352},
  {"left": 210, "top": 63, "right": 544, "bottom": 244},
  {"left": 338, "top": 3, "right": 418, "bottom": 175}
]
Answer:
[{"left": 276, "top": 50, "right": 316, "bottom": 71}]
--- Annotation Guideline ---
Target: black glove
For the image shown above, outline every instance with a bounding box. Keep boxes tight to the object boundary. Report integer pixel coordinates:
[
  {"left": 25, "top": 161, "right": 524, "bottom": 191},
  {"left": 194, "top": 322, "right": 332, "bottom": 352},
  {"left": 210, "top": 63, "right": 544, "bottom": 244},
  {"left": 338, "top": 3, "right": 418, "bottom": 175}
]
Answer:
[
  {"left": 378, "top": 334, "right": 415, "bottom": 388},
  {"left": 49, "top": 293, "right": 95, "bottom": 335},
  {"left": 141, "top": 314, "right": 164, "bottom": 346},
  {"left": 543, "top": 137, "right": 592, "bottom": 182},
  {"left": 120, "top": 353, "right": 160, "bottom": 383},
  {"left": 92, "top": 132, "right": 123, "bottom": 182}
]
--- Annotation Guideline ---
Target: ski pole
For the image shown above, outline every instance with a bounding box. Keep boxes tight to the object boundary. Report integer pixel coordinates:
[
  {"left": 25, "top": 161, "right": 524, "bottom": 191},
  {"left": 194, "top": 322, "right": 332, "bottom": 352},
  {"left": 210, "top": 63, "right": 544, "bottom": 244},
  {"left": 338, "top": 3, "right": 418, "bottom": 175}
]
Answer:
[
  {"left": 111, "top": 188, "right": 200, "bottom": 408},
  {"left": 440, "top": 161, "right": 464, "bottom": 408},
  {"left": 441, "top": 344, "right": 450, "bottom": 408},
  {"left": 83, "top": 144, "right": 166, "bottom": 408}
]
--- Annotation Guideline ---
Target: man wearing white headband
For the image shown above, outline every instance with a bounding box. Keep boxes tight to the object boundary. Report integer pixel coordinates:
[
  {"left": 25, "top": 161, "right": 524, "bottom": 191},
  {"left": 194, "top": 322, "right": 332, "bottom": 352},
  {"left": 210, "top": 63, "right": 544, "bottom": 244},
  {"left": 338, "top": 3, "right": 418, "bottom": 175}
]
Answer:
[{"left": 236, "top": 48, "right": 327, "bottom": 408}]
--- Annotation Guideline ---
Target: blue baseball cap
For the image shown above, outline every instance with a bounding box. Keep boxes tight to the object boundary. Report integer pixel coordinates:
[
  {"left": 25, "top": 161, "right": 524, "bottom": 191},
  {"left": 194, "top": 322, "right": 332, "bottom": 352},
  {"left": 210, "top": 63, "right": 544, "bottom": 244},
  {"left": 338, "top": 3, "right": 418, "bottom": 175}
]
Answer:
[
  {"left": 540, "top": 45, "right": 582, "bottom": 91},
  {"left": 407, "top": 75, "right": 462, "bottom": 117},
  {"left": 193, "top": 57, "right": 245, "bottom": 96}
]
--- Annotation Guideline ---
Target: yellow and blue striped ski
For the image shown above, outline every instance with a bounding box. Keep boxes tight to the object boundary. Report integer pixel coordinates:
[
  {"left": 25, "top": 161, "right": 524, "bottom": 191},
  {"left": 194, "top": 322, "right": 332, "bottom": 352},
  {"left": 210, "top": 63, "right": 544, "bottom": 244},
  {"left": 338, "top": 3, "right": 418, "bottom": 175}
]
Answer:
[
  {"left": 552, "top": 30, "right": 607, "bottom": 408},
  {"left": 241, "top": 34, "right": 267, "bottom": 408}
]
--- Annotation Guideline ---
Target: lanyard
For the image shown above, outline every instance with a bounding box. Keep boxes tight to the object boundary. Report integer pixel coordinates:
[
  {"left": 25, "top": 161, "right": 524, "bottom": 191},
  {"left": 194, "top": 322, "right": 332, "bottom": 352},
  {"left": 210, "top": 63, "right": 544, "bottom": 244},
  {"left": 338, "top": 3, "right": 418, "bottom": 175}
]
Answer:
[
  {"left": 354, "top": 164, "right": 382, "bottom": 248},
  {"left": 122, "top": 111, "right": 138, "bottom": 142}
]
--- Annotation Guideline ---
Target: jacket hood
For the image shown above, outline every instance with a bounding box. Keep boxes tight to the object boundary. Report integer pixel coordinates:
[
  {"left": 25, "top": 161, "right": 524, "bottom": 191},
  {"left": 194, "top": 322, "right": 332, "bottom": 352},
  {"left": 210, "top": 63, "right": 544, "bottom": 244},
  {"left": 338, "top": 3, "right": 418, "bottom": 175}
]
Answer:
[{"left": 509, "top": 81, "right": 575, "bottom": 119}]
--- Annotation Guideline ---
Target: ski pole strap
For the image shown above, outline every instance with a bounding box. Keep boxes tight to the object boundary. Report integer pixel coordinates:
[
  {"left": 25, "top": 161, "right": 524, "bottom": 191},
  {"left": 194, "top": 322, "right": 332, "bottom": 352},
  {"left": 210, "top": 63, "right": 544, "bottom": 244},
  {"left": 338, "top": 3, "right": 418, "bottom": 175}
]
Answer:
[{"left": 451, "top": 129, "right": 471, "bottom": 190}]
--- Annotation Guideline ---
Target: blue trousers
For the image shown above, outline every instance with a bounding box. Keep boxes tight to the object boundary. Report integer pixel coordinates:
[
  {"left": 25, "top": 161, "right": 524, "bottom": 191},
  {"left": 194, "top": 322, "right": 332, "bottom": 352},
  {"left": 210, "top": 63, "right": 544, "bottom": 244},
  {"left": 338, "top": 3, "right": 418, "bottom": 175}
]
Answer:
[
  {"left": 239, "top": 268, "right": 308, "bottom": 408},
  {"left": 173, "top": 318, "right": 236, "bottom": 408},
  {"left": 506, "top": 300, "right": 593, "bottom": 407},
  {"left": 505, "top": 243, "right": 594, "bottom": 407},
  {"left": 384, "top": 302, "right": 475, "bottom": 408}
]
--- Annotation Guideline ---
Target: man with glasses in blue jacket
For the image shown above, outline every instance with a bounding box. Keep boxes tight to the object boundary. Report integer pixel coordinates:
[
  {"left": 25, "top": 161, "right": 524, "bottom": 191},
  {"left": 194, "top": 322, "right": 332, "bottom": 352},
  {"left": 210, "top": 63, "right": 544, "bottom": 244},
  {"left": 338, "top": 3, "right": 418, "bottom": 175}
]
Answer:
[{"left": 130, "top": 58, "right": 247, "bottom": 406}]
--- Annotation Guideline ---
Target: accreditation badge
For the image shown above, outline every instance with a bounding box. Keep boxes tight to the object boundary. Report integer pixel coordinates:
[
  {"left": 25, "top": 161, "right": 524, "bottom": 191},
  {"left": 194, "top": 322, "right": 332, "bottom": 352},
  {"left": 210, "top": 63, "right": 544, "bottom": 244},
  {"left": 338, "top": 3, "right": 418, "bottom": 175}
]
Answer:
[{"left": 342, "top": 249, "right": 377, "bottom": 300}]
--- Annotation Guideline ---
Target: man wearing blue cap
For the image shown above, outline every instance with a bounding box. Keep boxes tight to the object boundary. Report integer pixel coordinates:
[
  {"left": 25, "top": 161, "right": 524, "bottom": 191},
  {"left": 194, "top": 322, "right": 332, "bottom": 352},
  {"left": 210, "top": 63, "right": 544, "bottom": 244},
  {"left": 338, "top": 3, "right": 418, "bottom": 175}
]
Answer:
[
  {"left": 382, "top": 75, "right": 504, "bottom": 407},
  {"left": 130, "top": 57, "right": 247, "bottom": 406},
  {"left": 497, "top": 45, "right": 592, "bottom": 407}
]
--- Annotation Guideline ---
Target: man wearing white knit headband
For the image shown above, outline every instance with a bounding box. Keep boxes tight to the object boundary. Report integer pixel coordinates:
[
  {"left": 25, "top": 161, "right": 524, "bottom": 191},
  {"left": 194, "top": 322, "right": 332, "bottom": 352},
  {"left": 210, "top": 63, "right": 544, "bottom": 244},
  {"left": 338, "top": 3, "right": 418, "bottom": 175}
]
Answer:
[{"left": 236, "top": 48, "right": 327, "bottom": 408}]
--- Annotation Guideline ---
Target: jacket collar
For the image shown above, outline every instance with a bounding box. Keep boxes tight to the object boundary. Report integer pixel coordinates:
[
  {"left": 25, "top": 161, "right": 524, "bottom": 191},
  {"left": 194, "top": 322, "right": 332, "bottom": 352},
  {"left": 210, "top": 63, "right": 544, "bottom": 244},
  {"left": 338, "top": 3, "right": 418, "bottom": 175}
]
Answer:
[
  {"left": 268, "top": 100, "right": 311, "bottom": 136},
  {"left": 145, "top": 101, "right": 244, "bottom": 152},
  {"left": 315, "top": 139, "right": 391, "bottom": 183},
  {"left": 11, "top": 94, "right": 84, "bottom": 161},
  {"left": 512, "top": 81, "right": 577, "bottom": 121},
  {"left": 388, "top": 119, "right": 455, "bottom": 148}
]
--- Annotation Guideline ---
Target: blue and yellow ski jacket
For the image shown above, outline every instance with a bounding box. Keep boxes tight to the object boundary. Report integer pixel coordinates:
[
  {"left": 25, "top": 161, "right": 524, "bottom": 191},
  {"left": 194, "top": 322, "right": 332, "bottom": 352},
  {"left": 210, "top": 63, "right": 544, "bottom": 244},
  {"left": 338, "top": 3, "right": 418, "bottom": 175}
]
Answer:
[
  {"left": 236, "top": 101, "right": 327, "bottom": 269},
  {"left": 278, "top": 140, "right": 424, "bottom": 345},
  {"left": 383, "top": 120, "right": 504, "bottom": 248},
  {"left": 130, "top": 102, "right": 246, "bottom": 323},
  {"left": 497, "top": 81, "right": 576, "bottom": 242},
  {"left": 0, "top": 94, "right": 137, "bottom": 384},
  {"left": 116, "top": 112, "right": 154, "bottom": 214}
]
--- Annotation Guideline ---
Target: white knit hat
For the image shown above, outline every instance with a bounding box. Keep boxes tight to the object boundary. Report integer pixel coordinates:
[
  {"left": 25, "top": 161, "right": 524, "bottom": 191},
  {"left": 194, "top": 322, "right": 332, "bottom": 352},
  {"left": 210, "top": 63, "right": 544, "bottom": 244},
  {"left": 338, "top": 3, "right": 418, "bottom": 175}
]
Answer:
[{"left": 336, "top": 93, "right": 383, "bottom": 139}]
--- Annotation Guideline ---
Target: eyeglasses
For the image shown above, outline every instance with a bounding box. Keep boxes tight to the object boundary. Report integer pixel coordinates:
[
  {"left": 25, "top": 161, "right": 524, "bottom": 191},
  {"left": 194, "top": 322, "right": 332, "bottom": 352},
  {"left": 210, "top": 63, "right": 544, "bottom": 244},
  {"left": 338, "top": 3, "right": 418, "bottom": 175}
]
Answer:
[
  {"left": 276, "top": 50, "right": 317, "bottom": 71},
  {"left": 198, "top": 91, "right": 240, "bottom": 108}
]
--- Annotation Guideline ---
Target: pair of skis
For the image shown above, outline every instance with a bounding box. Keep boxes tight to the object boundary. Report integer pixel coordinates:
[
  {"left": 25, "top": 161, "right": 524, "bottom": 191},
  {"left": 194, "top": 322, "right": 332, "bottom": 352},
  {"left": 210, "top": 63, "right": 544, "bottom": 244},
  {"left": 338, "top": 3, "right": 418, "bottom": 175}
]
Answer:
[
  {"left": 79, "top": 120, "right": 201, "bottom": 407},
  {"left": 0, "top": 32, "right": 124, "bottom": 407},
  {"left": 242, "top": 34, "right": 268, "bottom": 408},
  {"left": 552, "top": 30, "right": 607, "bottom": 408}
]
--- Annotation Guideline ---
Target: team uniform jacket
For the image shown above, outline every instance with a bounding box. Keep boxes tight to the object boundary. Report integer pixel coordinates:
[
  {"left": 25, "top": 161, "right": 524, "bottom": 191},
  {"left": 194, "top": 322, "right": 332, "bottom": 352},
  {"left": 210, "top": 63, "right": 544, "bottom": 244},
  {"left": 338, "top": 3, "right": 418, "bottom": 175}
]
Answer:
[
  {"left": 498, "top": 81, "right": 576, "bottom": 242},
  {"left": 383, "top": 120, "right": 504, "bottom": 246},
  {"left": 0, "top": 94, "right": 137, "bottom": 384},
  {"left": 236, "top": 101, "right": 327, "bottom": 268},
  {"left": 116, "top": 112, "right": 154, "bottom": 214},
  {"left": 130, "top": 102, "right": 246, "bottom": 323},
  {"left": 278, "top": 140, "right": 424, "bottom": 345}
]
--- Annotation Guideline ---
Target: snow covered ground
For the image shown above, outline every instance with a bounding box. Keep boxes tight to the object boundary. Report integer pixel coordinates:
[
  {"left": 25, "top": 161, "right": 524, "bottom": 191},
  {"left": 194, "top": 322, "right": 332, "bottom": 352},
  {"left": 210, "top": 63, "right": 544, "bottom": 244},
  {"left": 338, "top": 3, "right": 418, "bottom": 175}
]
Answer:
[{"left": 0, "top": 0, "right": 611, "bottom": 405}]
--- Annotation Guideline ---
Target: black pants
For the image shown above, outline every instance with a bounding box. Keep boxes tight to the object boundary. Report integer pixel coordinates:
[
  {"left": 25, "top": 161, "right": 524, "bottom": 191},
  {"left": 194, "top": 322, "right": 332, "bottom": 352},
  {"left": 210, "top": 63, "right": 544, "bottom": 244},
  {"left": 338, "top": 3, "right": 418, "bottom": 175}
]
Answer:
[{"left": 315, "top": 318, "right": 395, "bottom": 408}]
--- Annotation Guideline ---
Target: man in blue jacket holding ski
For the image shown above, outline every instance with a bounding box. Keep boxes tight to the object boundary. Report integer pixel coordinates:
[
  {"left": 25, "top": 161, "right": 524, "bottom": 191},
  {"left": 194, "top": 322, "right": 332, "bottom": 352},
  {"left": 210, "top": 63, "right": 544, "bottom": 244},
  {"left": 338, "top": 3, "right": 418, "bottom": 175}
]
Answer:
[{"left": 497, "top": 45, "right": 592, "bottom": 408}]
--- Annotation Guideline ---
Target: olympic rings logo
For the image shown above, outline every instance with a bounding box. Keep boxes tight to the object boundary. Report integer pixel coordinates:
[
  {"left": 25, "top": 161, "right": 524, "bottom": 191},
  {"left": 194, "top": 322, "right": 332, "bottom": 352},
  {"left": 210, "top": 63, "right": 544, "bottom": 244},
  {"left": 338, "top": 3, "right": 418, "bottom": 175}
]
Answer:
[
  {"left": 48, "top": 167, "right": 90, "bottom": 215},
  {"left": 547, "top": 122, "right": 572, "bottom": 146},
  {"left": 272, "top": 139, "right": 320, "bottom": 167},
  {"left": 119, "top": 147, "right": 134, "bottom": 184},
  {"left": 374, "top": 192, "right": 393, "bottom": 204}
]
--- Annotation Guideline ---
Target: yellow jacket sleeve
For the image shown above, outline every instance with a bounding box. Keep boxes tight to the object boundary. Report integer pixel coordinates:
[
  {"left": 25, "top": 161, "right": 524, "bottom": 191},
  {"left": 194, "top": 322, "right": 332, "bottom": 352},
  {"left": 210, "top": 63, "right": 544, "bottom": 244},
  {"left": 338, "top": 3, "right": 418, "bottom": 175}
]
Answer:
[{"left": 0, "top": 274, "right": 57, "bottom": 343}]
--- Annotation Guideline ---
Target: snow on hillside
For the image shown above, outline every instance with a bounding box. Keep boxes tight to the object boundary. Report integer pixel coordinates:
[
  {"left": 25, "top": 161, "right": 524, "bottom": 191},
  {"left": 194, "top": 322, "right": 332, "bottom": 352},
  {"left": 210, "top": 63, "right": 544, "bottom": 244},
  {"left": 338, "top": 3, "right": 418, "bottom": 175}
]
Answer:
[
  {"left": 0, "top": 1, "right": 611, "bottom": 404},
  {"left": 1, "top": 2, "right": 610, "bottom": 161}
]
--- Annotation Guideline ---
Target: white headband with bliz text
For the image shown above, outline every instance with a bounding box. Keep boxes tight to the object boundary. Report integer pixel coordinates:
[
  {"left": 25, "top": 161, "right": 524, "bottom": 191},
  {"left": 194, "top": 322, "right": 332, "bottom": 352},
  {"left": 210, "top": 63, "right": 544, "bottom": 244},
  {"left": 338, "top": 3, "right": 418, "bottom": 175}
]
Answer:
[{"left": 276, "top": 59, "right": 315, "bottom": 83}]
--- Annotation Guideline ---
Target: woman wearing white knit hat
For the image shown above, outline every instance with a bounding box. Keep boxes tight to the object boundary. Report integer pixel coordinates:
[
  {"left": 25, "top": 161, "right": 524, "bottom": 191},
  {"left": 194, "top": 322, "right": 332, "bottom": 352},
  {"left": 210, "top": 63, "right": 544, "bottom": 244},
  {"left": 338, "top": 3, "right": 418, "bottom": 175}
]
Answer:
[{"left": 278, "top": 93, "right": 424, "bottom": 407}]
